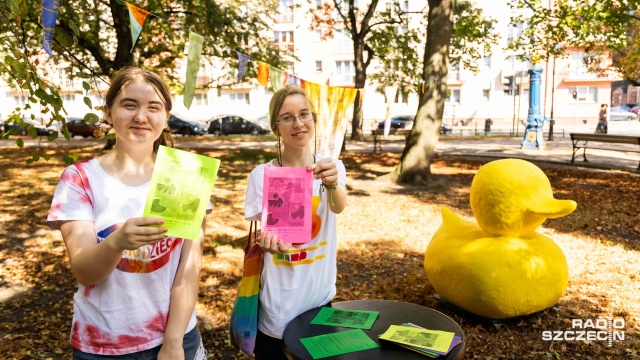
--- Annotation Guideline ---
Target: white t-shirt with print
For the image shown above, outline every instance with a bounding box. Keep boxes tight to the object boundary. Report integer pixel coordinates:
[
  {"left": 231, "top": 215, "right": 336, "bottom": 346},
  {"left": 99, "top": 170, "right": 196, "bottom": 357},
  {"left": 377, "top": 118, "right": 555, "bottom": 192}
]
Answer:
[
  {"left": 244, "top": 157, "right": 347, "bottom": 339},
  {"left": 47, "top": 158, "right": 197, "bottom": 355}
]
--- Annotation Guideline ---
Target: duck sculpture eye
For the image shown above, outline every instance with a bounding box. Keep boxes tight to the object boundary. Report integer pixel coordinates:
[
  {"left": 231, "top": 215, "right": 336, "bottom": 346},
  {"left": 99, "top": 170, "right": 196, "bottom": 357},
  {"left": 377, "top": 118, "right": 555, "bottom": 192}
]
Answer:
[{"left": 424, "top": 158, "right": 577, "bottom": 320}]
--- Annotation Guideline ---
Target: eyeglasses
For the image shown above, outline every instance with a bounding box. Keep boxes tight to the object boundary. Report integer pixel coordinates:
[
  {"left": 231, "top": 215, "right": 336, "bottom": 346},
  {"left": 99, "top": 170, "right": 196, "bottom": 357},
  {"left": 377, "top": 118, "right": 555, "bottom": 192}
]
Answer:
[{"left": 278, "top": 112, "right": 314, "bottom": 125}]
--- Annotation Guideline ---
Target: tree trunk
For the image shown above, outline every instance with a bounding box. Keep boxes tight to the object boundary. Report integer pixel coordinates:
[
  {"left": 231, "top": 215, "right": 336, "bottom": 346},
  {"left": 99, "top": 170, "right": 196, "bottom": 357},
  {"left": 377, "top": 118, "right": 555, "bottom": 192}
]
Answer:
[
  {"left": 110, "top": 0, "right": 134, "bottom": 71},
  {"left": 393, "top": 0, "right": 453, "bottom": 185},
  {"left": 350, "top": 89, "right": 364, "bottom": 140},
  {"left": 350, "top": 41, "right": 367, "bottom": 141}
]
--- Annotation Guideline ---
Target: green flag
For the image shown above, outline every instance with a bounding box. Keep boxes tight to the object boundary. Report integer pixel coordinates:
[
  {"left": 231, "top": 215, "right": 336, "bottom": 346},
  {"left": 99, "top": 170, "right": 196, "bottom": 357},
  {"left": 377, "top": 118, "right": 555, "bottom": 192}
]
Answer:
[{"left": 184, "top": 32, "right": 204, "bottom": 109}]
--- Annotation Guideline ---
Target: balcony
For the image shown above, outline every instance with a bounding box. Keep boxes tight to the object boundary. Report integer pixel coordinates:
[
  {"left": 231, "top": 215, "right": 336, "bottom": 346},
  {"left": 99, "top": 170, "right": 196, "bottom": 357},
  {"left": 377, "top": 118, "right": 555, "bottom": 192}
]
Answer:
[
  {"left": 330, "top": 74, "right": 355, "bottom": 86},
  {"left": 196, "top": 76, "right": 210, "bottom": 86},
  {"left": 562, "top": 68, "right": 613, "bottom": 83},
  {"left": 273, "top": 43, "right": 294, "bottom": 52},
  {"left": 275, "top": 13, "right": 293, "bottom": 23}
]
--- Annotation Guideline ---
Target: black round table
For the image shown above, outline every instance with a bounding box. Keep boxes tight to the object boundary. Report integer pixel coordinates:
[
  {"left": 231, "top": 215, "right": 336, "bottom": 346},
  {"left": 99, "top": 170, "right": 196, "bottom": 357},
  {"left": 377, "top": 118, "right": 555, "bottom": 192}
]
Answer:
[{"left": 282, "top": 299, "right": 466, "bottom": 360}]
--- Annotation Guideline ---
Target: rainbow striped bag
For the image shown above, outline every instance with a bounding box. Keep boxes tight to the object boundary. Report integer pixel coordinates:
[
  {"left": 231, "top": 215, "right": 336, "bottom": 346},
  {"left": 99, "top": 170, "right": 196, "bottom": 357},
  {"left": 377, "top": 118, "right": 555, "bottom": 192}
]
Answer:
[{"left": 229, "top": 221, "right": 263, "bottom": 356}]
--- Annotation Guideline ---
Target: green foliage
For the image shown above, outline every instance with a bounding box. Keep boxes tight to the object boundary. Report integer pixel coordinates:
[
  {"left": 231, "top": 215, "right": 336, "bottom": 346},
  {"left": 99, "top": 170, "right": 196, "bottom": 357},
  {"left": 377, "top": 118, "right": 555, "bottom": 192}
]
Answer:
[
  {"left": 1, "top": 0, "right": 286, "bottom": 163},
  {"left": 451, "top": 1, "right": 499, "bottom": 74},
  {"left": 311, "top": 0, "right": 496, "bottom": 92},
  {"left": 509, "top": 0, "right": 640, "bottom": 81}
]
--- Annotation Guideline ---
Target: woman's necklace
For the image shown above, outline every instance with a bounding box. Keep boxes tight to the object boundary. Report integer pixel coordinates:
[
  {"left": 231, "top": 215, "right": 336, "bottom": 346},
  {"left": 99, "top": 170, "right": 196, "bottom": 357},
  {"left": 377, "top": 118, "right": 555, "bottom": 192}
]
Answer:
[{"left": 277, "top": 153, "right": 315, "bottom": 167}]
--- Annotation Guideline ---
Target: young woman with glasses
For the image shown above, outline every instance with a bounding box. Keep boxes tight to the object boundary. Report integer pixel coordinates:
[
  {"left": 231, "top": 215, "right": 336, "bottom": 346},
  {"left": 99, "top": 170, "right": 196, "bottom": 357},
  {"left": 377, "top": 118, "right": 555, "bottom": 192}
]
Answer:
[{"left": 243, "top": 85, "right": 348, "bottom": 359}]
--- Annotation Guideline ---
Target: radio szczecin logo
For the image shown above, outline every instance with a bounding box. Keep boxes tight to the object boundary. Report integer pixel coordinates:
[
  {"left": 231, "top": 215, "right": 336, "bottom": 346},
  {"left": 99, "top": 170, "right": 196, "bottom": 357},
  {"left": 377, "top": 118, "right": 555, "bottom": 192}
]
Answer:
[{"left": 542, "top": 318, "right": 625, "bottom": 347}]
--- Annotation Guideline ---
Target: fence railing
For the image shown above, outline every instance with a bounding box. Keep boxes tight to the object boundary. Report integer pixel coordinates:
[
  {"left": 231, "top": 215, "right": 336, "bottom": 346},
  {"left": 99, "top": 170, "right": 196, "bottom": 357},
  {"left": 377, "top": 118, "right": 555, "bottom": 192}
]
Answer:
[{"left": 447, "top": 126, "right": 567, "bottom": 138}]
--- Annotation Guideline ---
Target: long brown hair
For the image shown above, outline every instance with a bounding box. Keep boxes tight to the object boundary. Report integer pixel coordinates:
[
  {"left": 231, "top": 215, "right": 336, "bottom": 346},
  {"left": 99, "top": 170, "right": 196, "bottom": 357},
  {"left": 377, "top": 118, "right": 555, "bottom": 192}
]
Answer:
[
  {"left": 104, "top": 67, "right": 174, "bottom": 152},
  {"left": 268, "top": 85, "right": 317, "bottom": 135}
]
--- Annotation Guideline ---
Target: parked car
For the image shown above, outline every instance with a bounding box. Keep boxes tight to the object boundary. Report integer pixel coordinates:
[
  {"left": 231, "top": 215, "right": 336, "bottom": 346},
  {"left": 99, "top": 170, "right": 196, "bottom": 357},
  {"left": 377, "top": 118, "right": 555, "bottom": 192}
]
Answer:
[
  {"left": 3, "top": 118, "right": 53, "bottom": 137},
  {"left": 609, "top": 109, "right": 638, "bottom": 121},
  {"left": 167, "top": 115, "right": 205, "bottom": 136},
  {"left": 630, "top": 105, "right": 640, "bottom": 114},
  {"left": 610, "top": 105, "right": 632, "bottom": 113},
  {"left": 207, "top": 115, "right": 270, "bottom": 135},
  {"left": 66, "top": 118, "right": 96, "bottom": 137},
  {"left": 377, "top": 115, "right": 452, "bottom": 135}
]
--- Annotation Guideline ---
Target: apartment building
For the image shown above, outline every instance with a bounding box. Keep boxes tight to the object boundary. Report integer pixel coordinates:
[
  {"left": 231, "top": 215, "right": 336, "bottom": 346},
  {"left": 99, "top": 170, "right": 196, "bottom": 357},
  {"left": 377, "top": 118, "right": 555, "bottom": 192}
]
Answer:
[
  {"left": 179, "top": 0, "right": 620, "bottom": 130},
  {"left": 2, "top": 0, "right": 619, "bottom": 130}
]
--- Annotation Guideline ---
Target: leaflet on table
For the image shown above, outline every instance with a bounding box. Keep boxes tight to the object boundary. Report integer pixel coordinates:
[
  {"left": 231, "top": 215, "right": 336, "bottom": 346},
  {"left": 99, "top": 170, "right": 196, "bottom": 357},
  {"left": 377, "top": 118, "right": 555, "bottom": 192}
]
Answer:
[
  {"left": 310, "top": 307, "right": 379, "bottom": 330},
  {"left": 143, "top": 145, "right": 220, "bottom": 240},
  {"left": 397, "top": 323, "right": 462, "bottom": 357},
  {"left": 261, "top": 167, "right": 313, "bottom": 243},
  {"left": 299, "top": 329, "right": 378, "bottom": 359},
  {"left": 378, "top": 325, "right": 455, "bottom": 354}
]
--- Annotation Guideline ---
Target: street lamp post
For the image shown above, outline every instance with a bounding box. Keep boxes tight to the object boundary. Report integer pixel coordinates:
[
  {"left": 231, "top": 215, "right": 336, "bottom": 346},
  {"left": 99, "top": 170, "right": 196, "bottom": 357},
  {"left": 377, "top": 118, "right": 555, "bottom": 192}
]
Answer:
[{"left": 522, "top": 63, "right": 550, "bottom": 150}]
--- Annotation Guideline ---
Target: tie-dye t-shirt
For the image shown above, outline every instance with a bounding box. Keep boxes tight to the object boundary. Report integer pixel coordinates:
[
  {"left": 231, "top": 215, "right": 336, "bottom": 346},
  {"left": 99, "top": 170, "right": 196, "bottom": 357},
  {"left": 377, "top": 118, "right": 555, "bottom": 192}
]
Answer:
[
  {"left": 47, "top": 158, "right": 197, "bottom": 355},
  {"left": 244, "top": 156, "right": 347, "bottom": 339}
]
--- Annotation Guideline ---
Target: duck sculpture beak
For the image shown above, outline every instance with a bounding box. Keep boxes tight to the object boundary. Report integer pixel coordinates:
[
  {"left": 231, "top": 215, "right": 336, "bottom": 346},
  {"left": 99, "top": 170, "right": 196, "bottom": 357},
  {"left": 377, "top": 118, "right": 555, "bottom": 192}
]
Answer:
[{"left": 528, "top": 198, "right": 577, "bottom": 219}]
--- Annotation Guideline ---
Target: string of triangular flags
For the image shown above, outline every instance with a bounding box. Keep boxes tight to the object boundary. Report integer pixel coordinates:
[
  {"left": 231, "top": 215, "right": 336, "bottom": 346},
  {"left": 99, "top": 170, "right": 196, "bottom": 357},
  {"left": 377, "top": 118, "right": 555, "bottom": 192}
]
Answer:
[
  {"left": 234, "top": 50, "right": 362, "bottom": 157},
  {"left": 236, "top": 51, "right": 305, "bottom": 92},
  {"left": 40, "top": 1, "right": 364, "bottom": 157}
]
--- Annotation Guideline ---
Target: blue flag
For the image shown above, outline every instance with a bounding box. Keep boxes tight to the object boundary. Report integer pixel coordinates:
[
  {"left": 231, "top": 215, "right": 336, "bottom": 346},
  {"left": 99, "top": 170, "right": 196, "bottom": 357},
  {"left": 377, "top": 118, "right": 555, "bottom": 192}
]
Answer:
[
  {"left": 236, "top": 51, "right": 250, "bottom": 82},
  {"left": 42, "top": 0, "right": 61, "bottom": 56}
]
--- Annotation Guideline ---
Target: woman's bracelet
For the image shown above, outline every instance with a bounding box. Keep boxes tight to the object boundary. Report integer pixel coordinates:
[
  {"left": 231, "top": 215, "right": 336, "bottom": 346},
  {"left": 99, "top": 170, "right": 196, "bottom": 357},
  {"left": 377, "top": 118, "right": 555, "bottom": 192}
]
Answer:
[{"left": 320, "top": 182, "right": 339, "bottom": 206}]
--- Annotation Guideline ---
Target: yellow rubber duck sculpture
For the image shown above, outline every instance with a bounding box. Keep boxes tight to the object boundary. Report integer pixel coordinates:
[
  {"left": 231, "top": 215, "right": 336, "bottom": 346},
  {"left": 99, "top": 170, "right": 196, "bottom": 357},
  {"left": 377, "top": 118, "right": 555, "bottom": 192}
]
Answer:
[{"left": 425, "top": 159, "right": 577, "bottom": 319}]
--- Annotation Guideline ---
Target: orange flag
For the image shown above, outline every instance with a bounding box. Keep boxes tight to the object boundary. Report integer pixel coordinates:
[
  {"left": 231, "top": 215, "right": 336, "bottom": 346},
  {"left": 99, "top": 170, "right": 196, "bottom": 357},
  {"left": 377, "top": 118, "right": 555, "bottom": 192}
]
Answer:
[{"left": 257, "top": 61, "right": 270, "bottom": 87}]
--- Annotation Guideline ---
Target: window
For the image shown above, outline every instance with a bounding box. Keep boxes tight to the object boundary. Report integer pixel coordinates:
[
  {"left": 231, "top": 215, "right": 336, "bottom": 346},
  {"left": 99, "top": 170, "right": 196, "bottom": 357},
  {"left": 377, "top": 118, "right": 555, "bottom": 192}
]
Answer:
[
  {"left": 448, "top": 61, "right": 461, "bottom": 81},
  {"left": 385, "top": 0, "right": 405, "bottom": 15},
  {"left": 482, "top": 89, "right": 490, "bottom": 101},
  {"left": 274, "top": 31, "right": 294, "bottom": 51},
  {"left": 335, "top": 60, "right": 355, "bottom": 83},
  {"left": 276, "top": 0, "right": 293, "bottom": 23},
  {"left": 482, "top": 56, "right": 492, "bottom": 68},
  {"left": 395, "top": 91, "right": 408, "bottom": 104},
  {"left": 507, "top": 22, "right": 525, "bottom": 45},
  {"left": 504, "top": 55, "right": 531, "bottom": 72},
  {"left": 13, "top": 94, "right": 27, "bottom": 107},
  {"left": 568, "top": 86, "right": 597, "bottom": 103},
  {"left": 315, "top": 61, "right": 323, "bottom": 72},
  {"left": 313, "top": 30, "right": 322, "bottom": 41},
  {"left": 228, "top": 92, "right": 250, "bottom": 104},
  {"left": 316, "top": 0, "right": 322, "bottom": 8},
  {"left": 504, "top": 56, "right": 516, "bottom": 71},
  {"left": 334, "top": 30, "right": 352, "bottom": 53},
  {"left": 568, "top": 51, "right": 600, "bottom": 79},
  {"left": 194, "top": 93, "right": 209, "bottom": 106},
  {"left": 63, "top": 94, "right": 75, "bottom": 103},
  {"left": 400, "top": 0, "right": 409, "bottom": 16},
  {"left": 446, "top": 89, "right": 461, "bottom": 103},
  {"left": 334, "top": 0, "right": 358, "bottom": 19}
]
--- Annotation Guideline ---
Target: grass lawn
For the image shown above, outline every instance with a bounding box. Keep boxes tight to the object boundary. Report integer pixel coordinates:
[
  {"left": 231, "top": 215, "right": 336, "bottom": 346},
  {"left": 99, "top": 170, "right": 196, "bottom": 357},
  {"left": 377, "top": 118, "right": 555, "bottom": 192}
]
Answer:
[{"left": 0, "top": 144, "right": 638, "bottom": 359}]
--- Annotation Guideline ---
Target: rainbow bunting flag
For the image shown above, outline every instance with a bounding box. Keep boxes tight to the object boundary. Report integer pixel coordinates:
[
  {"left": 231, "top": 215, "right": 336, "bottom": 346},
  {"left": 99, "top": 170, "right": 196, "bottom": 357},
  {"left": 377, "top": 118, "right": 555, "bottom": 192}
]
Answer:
[
  {"left": 237, "top": 52, "right": 250, "bottom": 82},
  {"left": 125, "top": 2, "right": 150, "bottom": 52},
  {"left": 184, "top": 32, "right": 204, "bottom": 109},
  {"left": 41, "top": 0, "right": 61, "bottom": 56},
  {"left": 257, "top": 62, "right": 270, "bottom": 88},
  {"left": 269, "top": 68, "right": 289, "bottom": 91},
  {"left": 288, "top": 74, "right": 301, "bottom": 86}
]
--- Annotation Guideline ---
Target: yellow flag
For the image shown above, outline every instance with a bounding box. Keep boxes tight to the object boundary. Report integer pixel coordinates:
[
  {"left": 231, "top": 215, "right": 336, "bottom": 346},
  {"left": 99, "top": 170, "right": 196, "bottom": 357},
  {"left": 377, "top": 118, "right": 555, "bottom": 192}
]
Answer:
[{"left": 304, "top": 82, "right": 358, "bottom": 157}]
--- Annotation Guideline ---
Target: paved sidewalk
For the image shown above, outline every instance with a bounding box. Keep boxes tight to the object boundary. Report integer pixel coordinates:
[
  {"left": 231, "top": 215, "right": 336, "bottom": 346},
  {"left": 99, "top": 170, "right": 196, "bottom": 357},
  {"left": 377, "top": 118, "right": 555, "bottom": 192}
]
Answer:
[
  {"left": 2, "top": 133, "right": 639, "bottom": 173},
  {"left": 345, "top": 136, "right": 640, "bottom": 173}
]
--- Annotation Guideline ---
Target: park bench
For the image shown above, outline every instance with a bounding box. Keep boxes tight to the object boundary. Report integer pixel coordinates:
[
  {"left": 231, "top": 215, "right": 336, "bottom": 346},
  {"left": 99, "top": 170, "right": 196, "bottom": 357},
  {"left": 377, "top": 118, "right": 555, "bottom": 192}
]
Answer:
[
  {"left": 371, "top": 128, "right": 410, "bottom": 153},
  {"left": 570, "top": 132, "right": 640, "bottom": 171}
]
